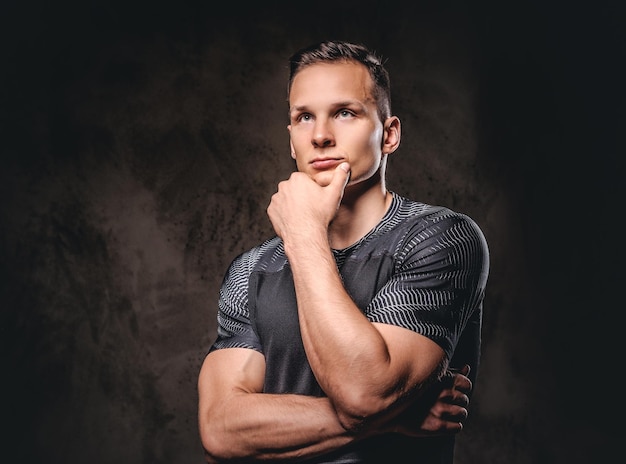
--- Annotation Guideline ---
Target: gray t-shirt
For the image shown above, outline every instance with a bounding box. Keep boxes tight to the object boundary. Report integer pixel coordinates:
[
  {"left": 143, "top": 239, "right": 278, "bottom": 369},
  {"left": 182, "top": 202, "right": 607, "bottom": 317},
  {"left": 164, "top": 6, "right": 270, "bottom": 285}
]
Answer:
[{"left": 209, "top": 192, "right": 489, "bottom": 463}]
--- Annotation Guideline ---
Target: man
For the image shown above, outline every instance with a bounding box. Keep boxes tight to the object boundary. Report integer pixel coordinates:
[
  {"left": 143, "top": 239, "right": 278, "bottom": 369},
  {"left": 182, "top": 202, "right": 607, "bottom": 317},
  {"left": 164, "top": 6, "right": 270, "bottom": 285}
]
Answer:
[{"left": 198, "top": 40, "right": 489, "bottom": 463}]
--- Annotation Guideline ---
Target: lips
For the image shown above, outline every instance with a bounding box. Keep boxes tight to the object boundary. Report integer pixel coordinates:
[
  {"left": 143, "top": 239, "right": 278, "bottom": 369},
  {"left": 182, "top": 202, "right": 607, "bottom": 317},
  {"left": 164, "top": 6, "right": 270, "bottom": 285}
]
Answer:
[{"left": 310, "top": 158, "right": 342, "bottom": 170}]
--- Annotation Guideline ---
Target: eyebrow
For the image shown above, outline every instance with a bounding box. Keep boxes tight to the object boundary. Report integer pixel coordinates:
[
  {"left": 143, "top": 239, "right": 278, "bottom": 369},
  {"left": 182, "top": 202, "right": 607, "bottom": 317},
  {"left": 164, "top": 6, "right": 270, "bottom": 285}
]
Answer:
[{"left": 289, "top": 100, "right": 367, "bottom": 115}]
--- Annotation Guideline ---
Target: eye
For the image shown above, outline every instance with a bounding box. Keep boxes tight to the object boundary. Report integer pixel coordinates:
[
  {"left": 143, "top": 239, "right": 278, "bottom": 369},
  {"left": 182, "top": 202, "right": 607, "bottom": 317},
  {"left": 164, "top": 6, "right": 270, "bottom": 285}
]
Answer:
[{"left": 337, "top": 109, "right": 355, "bottom": 119}]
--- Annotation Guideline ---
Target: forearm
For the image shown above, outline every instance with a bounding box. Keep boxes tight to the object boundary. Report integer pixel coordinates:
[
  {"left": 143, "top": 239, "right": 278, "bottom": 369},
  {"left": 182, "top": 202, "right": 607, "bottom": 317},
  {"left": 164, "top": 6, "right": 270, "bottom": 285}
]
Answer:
[
  {"left": 285, "top": 236, "right": 409, "bottom": 424},
  {"left": 199, "top": 389, "right": 357, "bottom": 462}
]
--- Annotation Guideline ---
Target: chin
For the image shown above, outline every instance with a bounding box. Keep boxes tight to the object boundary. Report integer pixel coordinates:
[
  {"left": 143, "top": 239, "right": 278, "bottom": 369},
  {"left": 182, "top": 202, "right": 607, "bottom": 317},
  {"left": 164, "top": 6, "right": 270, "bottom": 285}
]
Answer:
[{"left": 311, "top": 171, "right": 334, "bottom": 187}]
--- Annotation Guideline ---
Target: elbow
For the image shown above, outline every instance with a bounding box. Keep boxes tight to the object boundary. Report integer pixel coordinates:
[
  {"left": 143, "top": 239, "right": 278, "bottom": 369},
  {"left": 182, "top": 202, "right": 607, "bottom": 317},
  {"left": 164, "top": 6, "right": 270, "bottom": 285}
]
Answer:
[
  {"left": 336, "top": 410, "right": 368, "bottom": 433},
  {"left": 333, "top": 389, "right": 389, "bottom": 433},
  {"left": 199, "top": 425, "right": 235, "bottom": 463},
  {"left": 200, "top": 434, "right": 223, "bottom": 463}
]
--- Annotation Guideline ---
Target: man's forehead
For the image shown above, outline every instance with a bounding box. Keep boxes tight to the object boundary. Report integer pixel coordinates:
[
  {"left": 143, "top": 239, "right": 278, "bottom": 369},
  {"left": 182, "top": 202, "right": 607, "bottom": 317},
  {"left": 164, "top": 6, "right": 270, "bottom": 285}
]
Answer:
[{"left": 289, "top": 62, "right": 374, "bottom": 107}]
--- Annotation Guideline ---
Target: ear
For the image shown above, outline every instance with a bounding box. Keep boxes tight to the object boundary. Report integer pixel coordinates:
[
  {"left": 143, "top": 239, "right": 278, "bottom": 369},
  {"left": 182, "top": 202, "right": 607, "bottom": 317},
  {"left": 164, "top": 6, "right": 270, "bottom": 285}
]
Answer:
[
  {"left": 381, "top": 116, "right": 401, "bottom": 155},
  {"left": 289, "top": 143, "right": 296, "bottom": 159},
  {"left": 288, "top": 125, "right": 297, "bottom": 159}
]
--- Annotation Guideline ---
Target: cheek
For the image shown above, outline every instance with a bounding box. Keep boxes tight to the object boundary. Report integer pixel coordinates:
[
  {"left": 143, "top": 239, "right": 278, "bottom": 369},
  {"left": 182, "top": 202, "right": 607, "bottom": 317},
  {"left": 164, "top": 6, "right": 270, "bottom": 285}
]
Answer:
[
  {"left": 350, "top": 131, "right": 385, "bottom": 177},
  {"left": 367, "top": 125, "right": 384, "bottom": 149},
  {"left": 353, "top": 129, "right": 384, "bottom": 165},
  {"left": 290, "top": 131, "right": 308, "bottom": 155},
  {"left": 293, "top": 156, "right": 308, "bottom": 173}
]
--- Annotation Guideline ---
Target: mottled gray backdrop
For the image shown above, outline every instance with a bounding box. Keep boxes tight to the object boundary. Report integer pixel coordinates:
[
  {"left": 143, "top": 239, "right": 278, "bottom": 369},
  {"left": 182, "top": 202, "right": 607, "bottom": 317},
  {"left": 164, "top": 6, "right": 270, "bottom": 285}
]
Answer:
[{"left": 1, "top": 1, "right": 622, "bottom": 463}]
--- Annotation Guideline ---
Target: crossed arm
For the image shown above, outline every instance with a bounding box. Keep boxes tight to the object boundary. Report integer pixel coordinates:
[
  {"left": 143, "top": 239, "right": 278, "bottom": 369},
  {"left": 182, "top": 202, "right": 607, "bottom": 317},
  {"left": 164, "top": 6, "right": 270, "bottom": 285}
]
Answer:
[{"left": 198, "top": 346, "right": 471, "bottom": 462}]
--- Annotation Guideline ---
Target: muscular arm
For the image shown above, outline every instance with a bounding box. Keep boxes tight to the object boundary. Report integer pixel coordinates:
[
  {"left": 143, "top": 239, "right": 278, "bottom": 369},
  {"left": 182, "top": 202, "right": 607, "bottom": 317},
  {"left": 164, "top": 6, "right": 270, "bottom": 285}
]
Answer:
[
  {"left": 198, "top": 348, "right": 470, "bottom": 462},
  {"left": 267, "top": 165, "right": 448, "bottom": 431},
  {"left": 198, "top": 348, "right": 356, "bottom": 462},
  {"left": 288, "top": 230, "right": 446, "bottom": 431}
]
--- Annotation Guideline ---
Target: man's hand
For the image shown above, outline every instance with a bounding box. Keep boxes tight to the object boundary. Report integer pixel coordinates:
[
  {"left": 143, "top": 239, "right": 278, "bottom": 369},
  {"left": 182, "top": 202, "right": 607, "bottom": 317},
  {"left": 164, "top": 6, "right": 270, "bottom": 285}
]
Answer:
[
  {"left": 267, "top": 162, "right": 351, "bottom": 242},
  {"left": 393, "top": 365, "right": 473, "bottom": 437}
]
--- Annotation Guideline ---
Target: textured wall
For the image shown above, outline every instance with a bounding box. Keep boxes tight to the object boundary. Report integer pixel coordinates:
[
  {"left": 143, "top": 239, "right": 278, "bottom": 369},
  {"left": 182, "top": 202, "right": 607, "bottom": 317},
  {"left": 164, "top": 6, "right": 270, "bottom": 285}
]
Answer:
[{"left": 1, "top": 1, "right": 622, "bottom": 463}]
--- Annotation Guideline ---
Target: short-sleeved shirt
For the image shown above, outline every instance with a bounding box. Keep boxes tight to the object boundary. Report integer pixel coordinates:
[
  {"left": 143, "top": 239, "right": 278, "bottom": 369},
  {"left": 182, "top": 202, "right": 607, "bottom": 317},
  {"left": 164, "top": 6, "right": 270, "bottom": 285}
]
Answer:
[{"left": 209, "top": 192, "right": 490, "bottom": 463}]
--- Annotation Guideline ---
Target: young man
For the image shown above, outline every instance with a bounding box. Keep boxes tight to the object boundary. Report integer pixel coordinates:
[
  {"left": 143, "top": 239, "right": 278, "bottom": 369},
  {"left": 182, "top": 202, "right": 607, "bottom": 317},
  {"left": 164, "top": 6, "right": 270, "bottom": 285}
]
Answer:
[{"left": 198, "top": 40, "right": 489, "bottom": 463}]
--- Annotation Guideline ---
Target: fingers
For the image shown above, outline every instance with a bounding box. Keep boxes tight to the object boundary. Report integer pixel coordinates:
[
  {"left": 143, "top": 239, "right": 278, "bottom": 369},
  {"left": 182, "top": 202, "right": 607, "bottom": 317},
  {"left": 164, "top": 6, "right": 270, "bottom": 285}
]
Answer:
[
  {"left": 446, "top": 365, "right": 472, "bottom": 394},
  {"left": 448, "top": 389, "right": 470, "bottom": 408},
  {"left": 432, "top": 395, "right": 469, "bottom": 422},
  {"left": 453, "top": 373, "right": 472, "bottom": 395},
  {"left": 437, "top": 374, "right": 470, "bottom": 407},
  {"left": 419, "top": 414, "right": 464, "bottom": 436},
  {"left": 438, "top": 385, "right": 469, "bottom": 405}
]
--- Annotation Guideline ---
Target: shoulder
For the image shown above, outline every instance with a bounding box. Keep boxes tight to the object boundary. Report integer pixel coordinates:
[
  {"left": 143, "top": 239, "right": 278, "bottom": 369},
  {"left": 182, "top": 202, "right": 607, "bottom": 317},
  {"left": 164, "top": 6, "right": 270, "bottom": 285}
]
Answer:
[
  {"left": 394, "top": 193, "right": 484, "bottom": 235},
  {"left": 388, "top": 193, "right": 489, "bottom": 262},
  {"left": 226, "top": 236, "right": 286, "bottom": 277}
]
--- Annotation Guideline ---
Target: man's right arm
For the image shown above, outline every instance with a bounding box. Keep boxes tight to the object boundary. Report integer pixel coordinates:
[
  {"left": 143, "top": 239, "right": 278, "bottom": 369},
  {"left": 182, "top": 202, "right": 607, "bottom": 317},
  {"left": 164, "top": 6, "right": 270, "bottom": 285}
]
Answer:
[{"left": 197, "top": 347, "right": 355, "bottom": 462}]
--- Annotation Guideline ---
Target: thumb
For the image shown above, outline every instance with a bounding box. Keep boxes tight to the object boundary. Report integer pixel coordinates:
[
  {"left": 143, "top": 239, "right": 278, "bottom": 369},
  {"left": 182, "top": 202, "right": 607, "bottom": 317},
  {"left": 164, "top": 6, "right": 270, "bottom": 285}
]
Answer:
[{"left": 330, "top": 162, "right": 351, "bottom": 193}]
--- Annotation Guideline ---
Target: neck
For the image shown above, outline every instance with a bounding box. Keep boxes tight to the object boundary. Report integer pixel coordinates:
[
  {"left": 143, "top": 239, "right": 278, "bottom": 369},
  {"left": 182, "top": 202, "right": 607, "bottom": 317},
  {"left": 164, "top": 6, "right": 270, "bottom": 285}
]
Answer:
[{"left": 328, "top": 178, "right": 391, "bottom": 250}]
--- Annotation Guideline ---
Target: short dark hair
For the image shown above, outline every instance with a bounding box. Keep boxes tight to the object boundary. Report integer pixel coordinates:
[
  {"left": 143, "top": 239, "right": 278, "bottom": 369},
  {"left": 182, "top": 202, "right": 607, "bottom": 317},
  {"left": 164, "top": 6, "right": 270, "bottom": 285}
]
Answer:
[{"left": 287, "top": 40, "right": 392, "bottom": 121}]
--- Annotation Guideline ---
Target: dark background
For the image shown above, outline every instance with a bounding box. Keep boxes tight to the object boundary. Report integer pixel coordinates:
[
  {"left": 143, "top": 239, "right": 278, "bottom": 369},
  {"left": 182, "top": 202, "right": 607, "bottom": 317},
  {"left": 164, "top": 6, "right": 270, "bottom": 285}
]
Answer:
[{"left": 1, "top": 1, "right": 623, "bottom": 463}]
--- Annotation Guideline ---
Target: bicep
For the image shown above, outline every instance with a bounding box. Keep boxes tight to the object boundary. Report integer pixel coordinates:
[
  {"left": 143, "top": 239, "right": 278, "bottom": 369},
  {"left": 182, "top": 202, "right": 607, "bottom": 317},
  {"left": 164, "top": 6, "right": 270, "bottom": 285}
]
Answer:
[
  {"left": 372, "top": 322, "right": 446, "bottom": 393},
  {"left": 198, "top": 348, "right": 266, "bottom": 412},
  {"left": 197, "top": 348, "right": 272, "bottom": 459}
]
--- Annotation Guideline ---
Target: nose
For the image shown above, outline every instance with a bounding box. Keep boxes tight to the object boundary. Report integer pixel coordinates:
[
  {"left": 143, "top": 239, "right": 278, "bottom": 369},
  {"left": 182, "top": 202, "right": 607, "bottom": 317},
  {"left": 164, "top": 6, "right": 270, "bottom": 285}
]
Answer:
[{"left": 312, "top": 118, "right": 335, "bottom": 148}]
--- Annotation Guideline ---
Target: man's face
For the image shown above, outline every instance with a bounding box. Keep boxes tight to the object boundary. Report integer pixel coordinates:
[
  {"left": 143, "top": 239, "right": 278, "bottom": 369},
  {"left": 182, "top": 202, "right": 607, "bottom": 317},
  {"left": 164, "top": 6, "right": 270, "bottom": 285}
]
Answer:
[{"left": 287, "top": 61, "right": 386, "bottom": 188}]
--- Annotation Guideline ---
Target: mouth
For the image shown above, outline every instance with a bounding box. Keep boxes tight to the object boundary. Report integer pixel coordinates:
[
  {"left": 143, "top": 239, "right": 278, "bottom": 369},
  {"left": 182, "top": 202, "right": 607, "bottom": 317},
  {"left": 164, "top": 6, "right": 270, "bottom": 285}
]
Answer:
[{"left": 310, "top": 157, "right": 343, "bottom": 170}]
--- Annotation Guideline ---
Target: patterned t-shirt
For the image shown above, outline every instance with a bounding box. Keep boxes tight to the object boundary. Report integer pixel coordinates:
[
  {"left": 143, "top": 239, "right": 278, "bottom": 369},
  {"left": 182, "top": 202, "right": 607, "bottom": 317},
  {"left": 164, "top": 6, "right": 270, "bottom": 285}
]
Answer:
[{"left": 209, "top": 192, "right": 489, "bottom": 463}]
